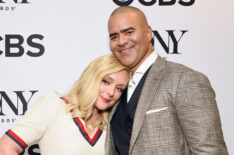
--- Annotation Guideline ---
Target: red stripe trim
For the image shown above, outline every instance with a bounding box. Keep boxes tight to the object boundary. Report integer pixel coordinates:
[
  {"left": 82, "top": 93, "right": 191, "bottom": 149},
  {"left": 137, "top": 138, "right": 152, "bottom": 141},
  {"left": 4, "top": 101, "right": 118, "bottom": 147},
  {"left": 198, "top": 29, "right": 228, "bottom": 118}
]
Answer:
[
  {"left": 61, "top": 97, "right": 69, "bottom": 104},
  {"left": 74, "top": 118, "right": 92, "bottom": 142},
  {"left": 90, "top": 129, "right": 101, "bottom": 144},
  {"left": 73, "top": 117, "right": 102, "bottom": 145},
  {"left": 7, "top": 130, "right": 28, "bottom": 148}
]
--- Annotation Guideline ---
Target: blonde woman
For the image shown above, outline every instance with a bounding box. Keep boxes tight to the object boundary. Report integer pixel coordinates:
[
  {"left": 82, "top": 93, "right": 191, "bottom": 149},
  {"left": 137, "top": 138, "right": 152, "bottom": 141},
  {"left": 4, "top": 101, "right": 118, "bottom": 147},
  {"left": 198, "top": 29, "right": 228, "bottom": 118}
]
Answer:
[{"left": 0, "top": 54, "right": 130, "bottom": 155}]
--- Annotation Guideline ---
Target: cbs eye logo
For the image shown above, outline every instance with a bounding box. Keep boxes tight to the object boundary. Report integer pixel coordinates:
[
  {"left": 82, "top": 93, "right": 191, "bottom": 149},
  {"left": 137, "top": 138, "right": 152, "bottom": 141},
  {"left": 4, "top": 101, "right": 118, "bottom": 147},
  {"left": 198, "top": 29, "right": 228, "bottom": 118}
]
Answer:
[{"left": 113, "top": 0, "right": 195, "bottom": 6}]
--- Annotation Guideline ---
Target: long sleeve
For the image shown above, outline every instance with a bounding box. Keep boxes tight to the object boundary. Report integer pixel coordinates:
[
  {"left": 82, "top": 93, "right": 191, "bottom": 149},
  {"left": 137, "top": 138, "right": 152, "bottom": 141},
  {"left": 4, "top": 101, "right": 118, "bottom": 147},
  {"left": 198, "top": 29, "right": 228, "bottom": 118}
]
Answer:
[{"left": 175, "top": 70, "right": 228, "bottom": 155}]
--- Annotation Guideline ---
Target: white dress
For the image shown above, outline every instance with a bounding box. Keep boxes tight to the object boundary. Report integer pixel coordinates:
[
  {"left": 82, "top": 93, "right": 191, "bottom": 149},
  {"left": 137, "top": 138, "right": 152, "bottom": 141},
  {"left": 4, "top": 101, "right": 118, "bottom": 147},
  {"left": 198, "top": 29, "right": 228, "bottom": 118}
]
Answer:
[{"left": 5, "top": 93, "right": 106, "bottom": 155}]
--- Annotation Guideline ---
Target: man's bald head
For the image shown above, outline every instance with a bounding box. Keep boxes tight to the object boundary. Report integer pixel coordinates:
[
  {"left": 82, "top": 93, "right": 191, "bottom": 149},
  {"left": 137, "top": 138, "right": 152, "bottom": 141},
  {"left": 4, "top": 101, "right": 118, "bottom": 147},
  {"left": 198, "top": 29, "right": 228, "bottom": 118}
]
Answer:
[
  {"left": 109, "top": 6, "right": 149, "bottom": 27},
  {"left": 108, "top": 6, "right": 153, "bottom": 73}
]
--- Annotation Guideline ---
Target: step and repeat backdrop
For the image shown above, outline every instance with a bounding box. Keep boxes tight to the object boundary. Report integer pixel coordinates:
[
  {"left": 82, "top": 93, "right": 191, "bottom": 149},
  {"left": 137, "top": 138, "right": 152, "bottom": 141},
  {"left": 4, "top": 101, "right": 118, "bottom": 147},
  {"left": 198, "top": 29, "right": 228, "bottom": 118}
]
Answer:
[{"left": 1, "top": 0, "right": 233, "bottom": 154}]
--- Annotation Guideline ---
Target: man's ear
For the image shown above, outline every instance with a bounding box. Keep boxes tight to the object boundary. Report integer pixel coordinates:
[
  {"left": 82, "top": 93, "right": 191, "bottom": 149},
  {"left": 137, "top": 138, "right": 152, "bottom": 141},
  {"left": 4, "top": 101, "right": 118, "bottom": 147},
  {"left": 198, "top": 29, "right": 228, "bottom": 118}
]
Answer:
[{"left": 146, "top": 25, "right": 153, "bottom": 41}]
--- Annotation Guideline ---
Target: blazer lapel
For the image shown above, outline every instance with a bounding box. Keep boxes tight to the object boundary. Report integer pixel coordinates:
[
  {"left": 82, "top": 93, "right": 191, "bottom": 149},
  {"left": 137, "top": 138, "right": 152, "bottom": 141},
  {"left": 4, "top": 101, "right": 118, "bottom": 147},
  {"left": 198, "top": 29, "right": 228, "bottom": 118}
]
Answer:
[
  {"left": 105, "top": 100, "right": 119, "bottom": 154},
  {"left": 129, "top": 56, "right": 167, "bottom": 154},
  {"left": 109, "top": 99, "right": 121, "bottom": 122}
]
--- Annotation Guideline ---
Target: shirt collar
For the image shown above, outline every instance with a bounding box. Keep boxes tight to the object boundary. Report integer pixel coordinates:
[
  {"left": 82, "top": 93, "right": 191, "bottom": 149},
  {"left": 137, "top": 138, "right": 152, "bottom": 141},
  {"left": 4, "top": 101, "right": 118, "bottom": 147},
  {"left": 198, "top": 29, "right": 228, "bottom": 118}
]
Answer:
[
  {"left": 134, "top": 50, "right": 158, "bottom": 75},
  {"left": 130, "top": 51, "right": 158, "bottom": 85}
]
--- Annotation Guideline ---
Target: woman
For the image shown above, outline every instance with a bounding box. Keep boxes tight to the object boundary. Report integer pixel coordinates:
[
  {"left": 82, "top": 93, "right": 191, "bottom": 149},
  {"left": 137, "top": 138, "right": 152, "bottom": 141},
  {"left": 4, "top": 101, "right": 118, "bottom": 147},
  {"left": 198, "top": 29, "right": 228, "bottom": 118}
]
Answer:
[{"left": 0, "top": 54, "right": 130, "bottom": 155}]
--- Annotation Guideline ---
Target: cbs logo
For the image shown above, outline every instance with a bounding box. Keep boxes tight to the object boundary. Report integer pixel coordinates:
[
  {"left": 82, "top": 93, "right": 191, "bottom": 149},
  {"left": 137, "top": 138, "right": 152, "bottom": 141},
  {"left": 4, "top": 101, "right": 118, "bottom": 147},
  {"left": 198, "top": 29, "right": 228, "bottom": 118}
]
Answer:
[
  {"left": 113, "top": 0, "right": 195, "bottom": 6},
  {"left": 0, "top": 34, "right": 44, "bottom": 57}
]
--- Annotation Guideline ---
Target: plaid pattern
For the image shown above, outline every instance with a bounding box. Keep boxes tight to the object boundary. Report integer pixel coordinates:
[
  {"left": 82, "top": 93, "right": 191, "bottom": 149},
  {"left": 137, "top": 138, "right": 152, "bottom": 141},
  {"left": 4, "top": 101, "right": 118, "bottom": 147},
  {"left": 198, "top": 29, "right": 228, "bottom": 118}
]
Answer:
[{"left": 105, "top": 56, "right": 228, "bottom": 155}]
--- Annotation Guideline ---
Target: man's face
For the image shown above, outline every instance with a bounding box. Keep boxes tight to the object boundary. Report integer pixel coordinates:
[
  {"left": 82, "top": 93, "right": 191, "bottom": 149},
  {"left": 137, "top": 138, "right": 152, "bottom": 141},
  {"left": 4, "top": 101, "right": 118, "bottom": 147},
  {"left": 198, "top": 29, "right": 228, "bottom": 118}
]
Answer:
[{"left": 108, "top": 11, "right": 152, "bottom": 73}]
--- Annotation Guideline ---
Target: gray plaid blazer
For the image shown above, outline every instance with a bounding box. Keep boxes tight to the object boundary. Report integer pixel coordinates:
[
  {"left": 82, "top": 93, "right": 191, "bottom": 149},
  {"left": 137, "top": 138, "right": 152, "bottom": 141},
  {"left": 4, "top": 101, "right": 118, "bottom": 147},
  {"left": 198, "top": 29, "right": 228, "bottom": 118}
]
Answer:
[{"left": 105, "top": 56, "right": 228, "bottom": 155}]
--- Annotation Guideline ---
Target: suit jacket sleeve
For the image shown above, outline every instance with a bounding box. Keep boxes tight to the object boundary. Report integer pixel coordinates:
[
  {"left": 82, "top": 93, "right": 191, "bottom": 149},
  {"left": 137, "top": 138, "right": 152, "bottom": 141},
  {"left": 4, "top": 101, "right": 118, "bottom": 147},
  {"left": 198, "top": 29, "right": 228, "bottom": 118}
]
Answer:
[{"left": 175, "top": 70, "right": 228, "bottom": 155}]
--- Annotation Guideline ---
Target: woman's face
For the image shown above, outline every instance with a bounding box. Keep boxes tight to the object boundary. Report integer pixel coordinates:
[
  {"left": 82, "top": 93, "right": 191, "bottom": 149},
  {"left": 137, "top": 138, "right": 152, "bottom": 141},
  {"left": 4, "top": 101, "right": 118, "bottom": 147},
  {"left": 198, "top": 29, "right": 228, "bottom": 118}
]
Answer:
[{"left": 94, "top": 70, "right": 129, "bottom": 111}]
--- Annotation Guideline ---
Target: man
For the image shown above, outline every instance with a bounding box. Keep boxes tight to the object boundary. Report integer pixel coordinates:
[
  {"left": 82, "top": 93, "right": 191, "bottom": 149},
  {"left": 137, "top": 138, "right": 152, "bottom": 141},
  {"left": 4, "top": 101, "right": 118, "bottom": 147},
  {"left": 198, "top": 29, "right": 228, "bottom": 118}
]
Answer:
[{"left": 105, "top": 6, "right": 228, "bottom": 155}]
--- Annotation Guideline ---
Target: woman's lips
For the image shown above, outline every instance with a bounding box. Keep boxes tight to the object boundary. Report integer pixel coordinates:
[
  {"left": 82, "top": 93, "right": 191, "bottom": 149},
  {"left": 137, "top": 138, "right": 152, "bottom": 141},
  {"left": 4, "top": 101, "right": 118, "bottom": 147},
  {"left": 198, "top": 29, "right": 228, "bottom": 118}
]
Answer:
[{"left": 101, "top": 96, "right": 110, "bottom": 103}]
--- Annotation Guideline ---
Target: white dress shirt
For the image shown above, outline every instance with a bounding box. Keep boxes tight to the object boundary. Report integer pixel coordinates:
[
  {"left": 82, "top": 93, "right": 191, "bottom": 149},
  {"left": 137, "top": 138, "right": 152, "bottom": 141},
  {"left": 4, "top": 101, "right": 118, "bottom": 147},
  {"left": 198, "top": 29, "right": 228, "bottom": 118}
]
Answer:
[{"left": 127, "top": 51, "right": 158, "bottom": 102}]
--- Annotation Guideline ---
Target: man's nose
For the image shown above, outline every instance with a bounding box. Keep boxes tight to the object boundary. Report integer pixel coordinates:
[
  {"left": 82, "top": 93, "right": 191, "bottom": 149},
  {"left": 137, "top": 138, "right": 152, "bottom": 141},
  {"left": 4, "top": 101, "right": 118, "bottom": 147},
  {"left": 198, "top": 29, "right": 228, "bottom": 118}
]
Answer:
[{"left": 118, "top": 34, "right": 128, "bottom": 46}]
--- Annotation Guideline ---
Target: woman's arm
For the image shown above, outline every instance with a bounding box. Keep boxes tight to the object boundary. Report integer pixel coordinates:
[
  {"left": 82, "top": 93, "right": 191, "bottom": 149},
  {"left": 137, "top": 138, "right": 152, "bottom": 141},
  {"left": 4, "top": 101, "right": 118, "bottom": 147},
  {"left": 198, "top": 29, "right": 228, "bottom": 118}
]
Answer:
[{"left": 0, "top": 134, "right": 23, "bottom": 155}]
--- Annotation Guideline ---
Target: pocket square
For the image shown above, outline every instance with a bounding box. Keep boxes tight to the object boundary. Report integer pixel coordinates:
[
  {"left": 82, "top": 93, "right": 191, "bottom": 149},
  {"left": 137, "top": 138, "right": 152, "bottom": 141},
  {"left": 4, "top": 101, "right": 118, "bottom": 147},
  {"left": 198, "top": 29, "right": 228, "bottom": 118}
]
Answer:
[{"left": 146, "top": 107, "right": 168, "bottom": 115}]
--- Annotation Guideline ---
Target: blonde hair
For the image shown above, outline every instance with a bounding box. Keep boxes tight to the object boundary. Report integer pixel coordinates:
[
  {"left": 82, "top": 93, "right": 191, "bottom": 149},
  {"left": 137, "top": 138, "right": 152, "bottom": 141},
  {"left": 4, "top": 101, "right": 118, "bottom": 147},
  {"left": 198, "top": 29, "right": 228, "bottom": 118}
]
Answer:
[{"left": 65, "top": 54, "right": 129, "bottom": 130}]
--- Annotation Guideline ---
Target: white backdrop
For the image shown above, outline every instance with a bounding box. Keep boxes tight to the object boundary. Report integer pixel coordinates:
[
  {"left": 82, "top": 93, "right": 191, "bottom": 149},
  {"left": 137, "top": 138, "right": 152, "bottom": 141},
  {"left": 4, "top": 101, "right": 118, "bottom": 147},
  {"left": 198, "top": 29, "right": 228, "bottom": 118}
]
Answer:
[{"left": 0, "top": 0, "right": 233, "bottom": 154}]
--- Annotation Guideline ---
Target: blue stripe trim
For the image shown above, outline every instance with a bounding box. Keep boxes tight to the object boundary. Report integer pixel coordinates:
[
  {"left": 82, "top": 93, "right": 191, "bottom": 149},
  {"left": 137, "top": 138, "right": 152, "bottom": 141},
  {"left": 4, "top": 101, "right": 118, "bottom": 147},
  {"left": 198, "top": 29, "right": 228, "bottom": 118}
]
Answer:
[
  {"left": 73, "top": 118, "right": 103, "bottom": 147},
  {"left": 91, "top": 130, "right": 103, "bottom": 146},
  {"left": 5, "top": 132, "right": 25, "bottom": 149}
]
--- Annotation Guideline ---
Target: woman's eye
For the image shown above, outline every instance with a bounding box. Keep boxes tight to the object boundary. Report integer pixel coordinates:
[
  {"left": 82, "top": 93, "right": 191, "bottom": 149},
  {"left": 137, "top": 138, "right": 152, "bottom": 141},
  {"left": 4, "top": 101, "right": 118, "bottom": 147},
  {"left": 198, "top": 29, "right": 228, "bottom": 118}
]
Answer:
[
  {"left": 116, "top": 87, "right": 123, "bottom": 92},
  {"left": 102, "top": 79, "right": 110, "bottom": 85}
]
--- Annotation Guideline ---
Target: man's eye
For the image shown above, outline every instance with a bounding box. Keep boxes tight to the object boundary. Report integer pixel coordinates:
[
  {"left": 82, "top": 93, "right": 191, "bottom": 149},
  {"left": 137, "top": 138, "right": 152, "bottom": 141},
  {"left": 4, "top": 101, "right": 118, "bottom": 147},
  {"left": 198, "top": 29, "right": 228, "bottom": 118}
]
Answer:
[
  {"left": 110, "top": 36, "right": 117, "bottom": 40},
  {"left": 127, "top": 31, "right": 133, "bottom": 34}
]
